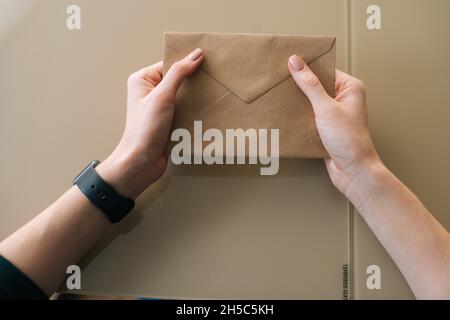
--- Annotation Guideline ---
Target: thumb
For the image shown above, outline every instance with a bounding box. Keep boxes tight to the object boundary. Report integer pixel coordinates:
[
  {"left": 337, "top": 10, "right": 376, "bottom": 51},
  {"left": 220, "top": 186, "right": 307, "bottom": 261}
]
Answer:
[
  {"left": 288, "top": 55, "right": 334, "bottom": 117},
  {"left": 154, "top": 48, "right": 204, "bottom": 99}
]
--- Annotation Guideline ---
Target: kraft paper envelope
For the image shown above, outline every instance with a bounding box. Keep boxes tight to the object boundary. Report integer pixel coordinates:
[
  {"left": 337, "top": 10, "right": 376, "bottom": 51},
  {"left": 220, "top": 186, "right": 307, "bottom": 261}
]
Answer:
[{"left": 163, "top": 32, "right": 336, "bottom": 158}]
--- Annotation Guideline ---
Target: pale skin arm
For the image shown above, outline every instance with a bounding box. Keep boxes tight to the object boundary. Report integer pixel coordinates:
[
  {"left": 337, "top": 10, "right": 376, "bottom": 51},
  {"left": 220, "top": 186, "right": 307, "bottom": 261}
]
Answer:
[
  {"left": 0, "top": 48, "right": 205, "bottom": 296},
  {"left": 1, "top": 47, "right": 448, "bottom": 300},
  {"left": 288, "top": 55, "right": 450, "bottom": 299}
]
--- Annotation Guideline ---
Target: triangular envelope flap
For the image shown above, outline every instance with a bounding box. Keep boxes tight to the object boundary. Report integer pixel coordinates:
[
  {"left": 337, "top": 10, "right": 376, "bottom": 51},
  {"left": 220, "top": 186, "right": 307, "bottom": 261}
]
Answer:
[{"left": 165, "top": 32, "right": 335, "bottom": 103}]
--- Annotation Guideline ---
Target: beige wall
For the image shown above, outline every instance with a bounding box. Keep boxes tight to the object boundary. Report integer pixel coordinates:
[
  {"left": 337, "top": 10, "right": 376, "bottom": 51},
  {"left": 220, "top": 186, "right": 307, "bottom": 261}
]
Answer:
[
  {"left": 0, "top": 0, "right": 448, "bottom": 299},
  {"left": 350, "top": 0, "right": 450, "bottom": 299}
]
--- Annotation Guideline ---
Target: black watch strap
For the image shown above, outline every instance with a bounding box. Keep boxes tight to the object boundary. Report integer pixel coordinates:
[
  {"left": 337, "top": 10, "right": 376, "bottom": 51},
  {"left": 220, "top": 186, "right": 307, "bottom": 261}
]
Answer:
[{"left": 73, "top": 160, "right": 134, "bottom": 223}]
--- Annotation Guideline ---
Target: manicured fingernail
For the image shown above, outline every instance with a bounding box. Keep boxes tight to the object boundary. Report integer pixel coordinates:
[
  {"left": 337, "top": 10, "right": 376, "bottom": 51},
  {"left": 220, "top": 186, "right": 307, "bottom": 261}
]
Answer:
[
  {"left": 289, "top": 55, "right": 305, "bottom": 71},
  {"left": 189, "top": 48, "right": 203, "bottom": 61}
]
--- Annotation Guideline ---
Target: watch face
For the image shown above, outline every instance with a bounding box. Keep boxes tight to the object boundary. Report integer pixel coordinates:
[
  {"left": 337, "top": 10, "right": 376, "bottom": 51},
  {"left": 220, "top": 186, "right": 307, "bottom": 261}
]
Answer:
[{"left": 73, "top": 160, "right": 100, "bottom": 185}]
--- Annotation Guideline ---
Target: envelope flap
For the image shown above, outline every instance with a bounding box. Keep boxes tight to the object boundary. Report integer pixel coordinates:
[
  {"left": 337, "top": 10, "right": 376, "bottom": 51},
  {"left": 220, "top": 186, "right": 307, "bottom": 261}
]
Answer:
[{"left": 165, "top": 32, "right": 336, "bottom": 103}]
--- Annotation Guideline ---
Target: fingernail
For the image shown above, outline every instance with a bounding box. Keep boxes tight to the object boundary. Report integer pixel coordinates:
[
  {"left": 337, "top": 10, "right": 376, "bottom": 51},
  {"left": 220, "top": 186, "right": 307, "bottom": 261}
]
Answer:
[
  {"left": 189, "top": 48, "right": 203, "bottom": 61},
  {"left": 289, "top": 55, "right": 305, "bottom": 72}
]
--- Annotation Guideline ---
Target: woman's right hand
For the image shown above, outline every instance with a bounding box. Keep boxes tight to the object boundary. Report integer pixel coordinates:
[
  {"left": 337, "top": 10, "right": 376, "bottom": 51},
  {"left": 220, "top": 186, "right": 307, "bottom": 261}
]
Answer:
[{"left": 288, "top": 55, "right": 385, "bottom": 209}]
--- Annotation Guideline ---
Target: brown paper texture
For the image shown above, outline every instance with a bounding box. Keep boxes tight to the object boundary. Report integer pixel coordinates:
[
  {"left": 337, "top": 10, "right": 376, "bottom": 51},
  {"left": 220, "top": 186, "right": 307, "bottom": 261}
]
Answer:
[{"left": 163, "top": 32, "right": 336, "bottom": 158}]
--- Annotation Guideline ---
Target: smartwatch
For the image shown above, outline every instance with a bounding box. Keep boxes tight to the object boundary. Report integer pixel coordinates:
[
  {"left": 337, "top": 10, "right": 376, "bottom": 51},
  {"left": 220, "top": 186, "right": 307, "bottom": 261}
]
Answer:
[{"left": 73, "top": 160, "right": 135, "bottom": 223}]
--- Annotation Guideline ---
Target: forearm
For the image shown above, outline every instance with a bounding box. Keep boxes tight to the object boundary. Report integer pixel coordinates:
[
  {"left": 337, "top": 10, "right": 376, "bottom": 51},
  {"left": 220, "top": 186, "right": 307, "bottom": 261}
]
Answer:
[
  {"left": 347, "top": 160, "right": 450, "bottom": 299},
  {"left": 0, "top": 186, "right": 110, "bottom": 295},
  {"left": 0, "top": 52, "right": 202, "bottom": 298},
  {"left": 0, "top": 155, "right": 140, "bottom": 296}
]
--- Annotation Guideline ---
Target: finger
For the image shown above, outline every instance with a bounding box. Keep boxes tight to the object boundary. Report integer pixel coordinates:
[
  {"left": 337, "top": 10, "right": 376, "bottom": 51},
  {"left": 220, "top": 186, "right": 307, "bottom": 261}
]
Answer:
[
  {"left": 288, "top": 55, "right": 334, "bottom": 117},
  {"left": 128, "top": 61, "right": 162, "bottom": 86},
  {"left": 335, "top": 68, "right": 349, "bottom": 79},
  {"left": 335, "top": 69, "right": 351, "bottom": 96},
  {"left": 335, "top": 68, "right": 366, "bottom": 103},
  {"left": 137, "top": 61, "right": 163, "bottom": 78},
  {"left": 128, "top": 61, "right": 163, "bottom": 92},
  {"left": 155, "top": 48, "right": 204, "bottom": 97},
  {"left": 335, "top": 68, "right": 356, "bottom": 90}
]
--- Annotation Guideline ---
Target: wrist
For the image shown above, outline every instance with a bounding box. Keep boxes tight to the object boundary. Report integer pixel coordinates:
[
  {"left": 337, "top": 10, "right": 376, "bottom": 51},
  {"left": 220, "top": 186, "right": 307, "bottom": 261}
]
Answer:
[
  {"left": 343, "top": 157, "right": 389, "bottom": 212},
  {"left": 95, "top": 150, "right": 147, "bottom": 200}
]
